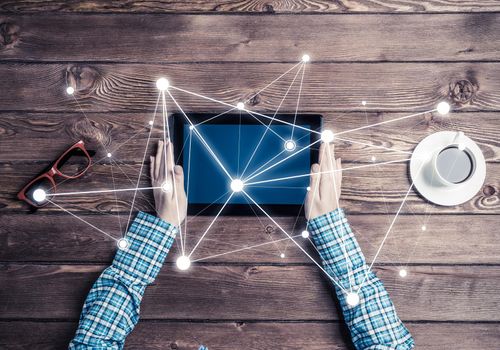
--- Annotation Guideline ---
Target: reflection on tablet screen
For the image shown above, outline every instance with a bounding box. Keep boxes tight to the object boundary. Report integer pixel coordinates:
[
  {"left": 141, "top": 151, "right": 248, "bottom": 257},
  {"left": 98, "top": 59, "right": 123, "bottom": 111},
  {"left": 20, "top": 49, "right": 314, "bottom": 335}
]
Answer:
[{"left": 184, "top": 123, "right": 312, "bottom": 205}]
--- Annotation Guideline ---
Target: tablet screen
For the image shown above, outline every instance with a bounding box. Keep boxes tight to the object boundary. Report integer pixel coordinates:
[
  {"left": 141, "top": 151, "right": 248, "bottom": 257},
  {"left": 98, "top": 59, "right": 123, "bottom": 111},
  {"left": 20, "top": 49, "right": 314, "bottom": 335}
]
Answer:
[{"left": 174, "top": 113, "right": 321, "bottom": 215}]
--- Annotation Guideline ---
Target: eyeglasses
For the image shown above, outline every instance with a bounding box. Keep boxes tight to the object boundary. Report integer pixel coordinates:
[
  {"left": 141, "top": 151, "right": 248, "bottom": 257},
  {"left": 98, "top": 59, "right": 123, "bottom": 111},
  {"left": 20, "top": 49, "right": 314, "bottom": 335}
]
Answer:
[{"left": 17, "top": 140, "right": 93, "bottom": 207}]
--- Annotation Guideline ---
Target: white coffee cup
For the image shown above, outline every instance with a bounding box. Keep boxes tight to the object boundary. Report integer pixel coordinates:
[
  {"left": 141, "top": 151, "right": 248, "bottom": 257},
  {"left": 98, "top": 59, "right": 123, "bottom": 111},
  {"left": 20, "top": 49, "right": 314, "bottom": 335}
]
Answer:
[{"left": 430, "top": 132, "right": 476, "bottom": 187}]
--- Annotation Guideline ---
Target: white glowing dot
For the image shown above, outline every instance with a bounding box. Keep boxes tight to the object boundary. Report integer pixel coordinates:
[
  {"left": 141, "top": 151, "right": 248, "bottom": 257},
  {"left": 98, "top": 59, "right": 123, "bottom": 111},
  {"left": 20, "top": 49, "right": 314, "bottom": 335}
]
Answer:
[
  {"left": 32, "top": 188, "right": 47, "bottom": 203},
  {"left": 421, "top": 225, "right": 427, "bottom": 231},
  {"left": 280, "top": 253, "right": 285, "bottom": 258},
  {"left": 301, "top": 230, "right": 310, "bottom": 239},
  {"left": 306, "top": 186, "right": 311, "bottom": 192},
  {"left": 107, "top": 152, "right": 112, "bottom": 158},
  {"left": 302, "top": 54, "right": 310, "bottom": 63},
  {"left": 346, "top": 292, "right": 360, "bottom": 307},
  {"left": 189, "top": 125, "right": 195, "bottom": 130},
  {"left": 148, "top": 120, "right": 154, "bottom": 126},
  {"left": 156, "top": 77, "right": 170, "bottom": 91},
  {"left": 399, "top": 269, "right": 408, "bottom": 278},
  {"left": 362, "top": 100, "right": 367, "bottom": 106},
  {"left": 117, "top": 238, "right": 129, "bottom": 250},
  {"left": 230, "top": 179, "right": 244, "bottom": 193},
  {"left": 236, "top": 102, "right": 245, "bottom": 110},
  {"left": 161, "top": 182, "right": 172, "bottom": 193},
  {"left": 436, "top": 101, "right": 450, "bottom": 115},
  {"left": 66, "top": 86, "right": 74, "bottom": 95},
  {"left": 371, "top": 156, "right": 376, "bottom": 162},
  {"left": 321, "top": 130, "right": 335, "bottom": 143},
  {"left": 176, "top": 255, "right": 191, "bottom": 270},
  {"left": 284, "top": 140, "right": 296, "bottom": 151}
]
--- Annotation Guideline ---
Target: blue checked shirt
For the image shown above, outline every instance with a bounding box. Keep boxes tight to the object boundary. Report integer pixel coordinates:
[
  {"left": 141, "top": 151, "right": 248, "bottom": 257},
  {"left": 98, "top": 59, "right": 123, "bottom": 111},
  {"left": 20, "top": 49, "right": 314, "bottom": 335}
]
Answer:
[
  {"left": 308, "top": 208, "right": 415, "bottom": 349},
  {"left": 70, "top": 209, "right": 413, "bottom": 349}
]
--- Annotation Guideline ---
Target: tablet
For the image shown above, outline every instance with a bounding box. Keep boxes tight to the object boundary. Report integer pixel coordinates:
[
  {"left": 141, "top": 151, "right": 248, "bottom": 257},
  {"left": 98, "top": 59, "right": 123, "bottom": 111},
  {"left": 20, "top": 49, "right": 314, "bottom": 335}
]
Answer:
[{"left": 173, "top": 112, "right": 322, "bottom": 216}]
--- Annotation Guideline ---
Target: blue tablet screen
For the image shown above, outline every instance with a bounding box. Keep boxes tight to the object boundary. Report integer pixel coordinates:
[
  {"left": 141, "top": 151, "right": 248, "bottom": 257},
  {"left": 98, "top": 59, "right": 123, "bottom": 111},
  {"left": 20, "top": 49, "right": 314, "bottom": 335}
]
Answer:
[{"left": 183, "top": 123, "right": 311, "bottom": 205}]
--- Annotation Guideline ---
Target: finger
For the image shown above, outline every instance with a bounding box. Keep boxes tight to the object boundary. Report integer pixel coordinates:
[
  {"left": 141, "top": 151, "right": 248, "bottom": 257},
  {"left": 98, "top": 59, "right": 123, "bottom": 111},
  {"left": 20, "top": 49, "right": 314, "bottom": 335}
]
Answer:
[
  {"left": 319, "top": 142, "right": 328, "bottom": 173},
  {"left": 166, "top": 140, "right": 174, "bottom": 186},
  {"left": 150, "top": 156, "right": 155, "bottom": 181},
  {"left": 155, "top": 141, "right": 163, "bottom": 179},
  {"left": 308, "top": 163, "right": 321, "bottom": 201},
  {"left": 336, "top": 157, "right": 343, "bottom": 191},
  {"left": 174, "top": 165, "right": 184, "bottom": 195}
]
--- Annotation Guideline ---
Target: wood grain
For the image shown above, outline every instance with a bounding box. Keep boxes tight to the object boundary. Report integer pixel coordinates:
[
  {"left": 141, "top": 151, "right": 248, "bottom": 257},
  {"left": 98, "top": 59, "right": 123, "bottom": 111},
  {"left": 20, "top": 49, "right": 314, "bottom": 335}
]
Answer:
[
  {"left": 1, "top": 1, "right": 500, "bottom": 14},
  {"left": 1, "top": 214, "right": 499, "bottom": 264},
  {"left": 1, "top": 263, "right": 499, "bottom": 321},
  {"left": 0, "top": 321, "right": 499, "bottom": 350},
  {"left": 1, "top": 162, "right": 498, "bottom": 214},
  {"left": 1, "top": 112, "right": 499, "bottom": 163},
  {"left": 0, "top": 63, "right": 500, "bottom": 112},
  {"left": 1, "top": 14, "right": 499, "bottom": 62}
]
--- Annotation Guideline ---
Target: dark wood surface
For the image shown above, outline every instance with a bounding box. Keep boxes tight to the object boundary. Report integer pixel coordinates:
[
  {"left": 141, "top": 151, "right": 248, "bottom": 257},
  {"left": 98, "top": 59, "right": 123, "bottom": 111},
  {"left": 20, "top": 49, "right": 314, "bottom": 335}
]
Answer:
[{"left": 0, "top": 2, "right": 499, "bottom": 349}]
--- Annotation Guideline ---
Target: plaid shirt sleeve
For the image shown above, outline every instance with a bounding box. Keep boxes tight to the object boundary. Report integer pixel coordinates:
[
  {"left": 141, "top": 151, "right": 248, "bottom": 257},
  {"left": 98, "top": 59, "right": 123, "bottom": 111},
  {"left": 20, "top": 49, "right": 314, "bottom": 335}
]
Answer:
[
  {"left": 68, "top": 211, "right": 177, "bottom": 350},
  {"left": 308, "top": 208, "right": 415, "bottom": 350}
]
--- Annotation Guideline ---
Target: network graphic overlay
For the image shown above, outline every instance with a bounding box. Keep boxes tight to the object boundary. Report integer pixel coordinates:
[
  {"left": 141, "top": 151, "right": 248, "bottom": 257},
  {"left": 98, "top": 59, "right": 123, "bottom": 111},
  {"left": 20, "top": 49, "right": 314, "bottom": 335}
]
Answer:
[{"left": 36, "top": 54, "right": 454, "bottom": 307}]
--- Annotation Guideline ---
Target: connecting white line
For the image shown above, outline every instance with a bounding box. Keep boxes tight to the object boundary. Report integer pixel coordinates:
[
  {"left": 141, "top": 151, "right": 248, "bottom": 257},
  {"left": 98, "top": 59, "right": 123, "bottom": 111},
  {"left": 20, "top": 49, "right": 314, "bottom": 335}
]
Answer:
[
  {"left": 245, "top": 149, "right": 287, "bottom": 181},
  {"left": 192, "top": 234, "right": 303, "bottom": 262},
  {"left": 48, "top": 199, "right": 118, "bottom": 242},
  {"left": 194, "top": 108, "right": 238, "bottom": 127},
  {"left": 169, "top": 84, "right": 321, "bottom": 136},
  {"left": 50, "top": 186, "right": 161, "bottom": 196},
  {"left": 244, "top": 138, "right": 321, "bottom": 183},
  {"left": 333, "top": 109, "right": 436, "bottom": 137},
  {"left": 243, "top": 61, "right": 303, "bottom": 104},
  {"left": 244, "top": 110, "right": 287, "bottom": 142},
  {"left": 291, "top": 62, "right": 306, "bottom": 139},
  {"left": 245, "top": 158, "right": 412, "bottom": 186},
  {"left": 184, "top": 130, "right": 193, "bottom": 247},
  {"left": 327, "top": 145, "right": 354, "bottom": 292},
  {"left": 240, "top": 65, "right": 304, "bottom": 178},
  {"left": 125, "top": 92, "right": 161, "bottom": 230},
  {"left": 162, "top": 91, "right": 185, "bottom": 255},
  {"left": 167, "top": 90, "right": 233, "bottom": 182},
  {"left": 356, "top": 161, "right": 425, "bottom": 292},
  {"left": 243, "top": 190, "right": 348, "bottom": 294},
  {"left": 188, "top": 192, "right": 234, "bottom": 258}
]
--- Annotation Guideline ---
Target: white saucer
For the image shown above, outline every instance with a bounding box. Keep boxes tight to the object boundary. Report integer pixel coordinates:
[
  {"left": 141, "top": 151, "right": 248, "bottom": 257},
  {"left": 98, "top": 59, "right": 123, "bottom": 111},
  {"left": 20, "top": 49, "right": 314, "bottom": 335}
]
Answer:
[{"left": 410, "top": 131, "right": 486, "bottom": 206}]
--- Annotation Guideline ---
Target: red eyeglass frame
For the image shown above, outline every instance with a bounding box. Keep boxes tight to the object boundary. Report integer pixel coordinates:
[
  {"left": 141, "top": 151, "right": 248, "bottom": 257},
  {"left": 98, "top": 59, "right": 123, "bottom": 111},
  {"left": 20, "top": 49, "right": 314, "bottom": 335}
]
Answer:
[{"left": 17, "top": 140, "right": 93, "bottom": 207}]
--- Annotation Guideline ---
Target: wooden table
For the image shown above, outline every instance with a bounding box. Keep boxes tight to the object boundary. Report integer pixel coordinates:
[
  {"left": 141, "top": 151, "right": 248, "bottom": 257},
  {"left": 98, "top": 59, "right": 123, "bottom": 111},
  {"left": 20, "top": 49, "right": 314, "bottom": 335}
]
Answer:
[{"left": 0, "top": 2, "right": 499, "bottom": 349}]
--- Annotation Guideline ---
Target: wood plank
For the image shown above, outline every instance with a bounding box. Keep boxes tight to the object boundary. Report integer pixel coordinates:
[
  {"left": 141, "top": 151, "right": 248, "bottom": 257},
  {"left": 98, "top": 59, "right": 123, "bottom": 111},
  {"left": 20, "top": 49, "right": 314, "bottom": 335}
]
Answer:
[
  {"left": 1, "top": 161, "right": 498, "bottom": 214},
  {"left": 1, "top": 1, "right": 500, "bottom": 14},
  {"left": 0, "top": 321, "right": 498, "bottom": 350},
  {"left": 1, "top": 112, "right": 499, "bottom": 163},
  {"left": 1, "top": 14, "right": 500, "bottom": 62},
  {"left": 1, "top": 63, "right": 500, "bottom": 112},
  {"left": 1, "top": 214, "right": 499, "bottom": 264},
  {"left": 1, "top": 264, "right": 499, "bottom": 321}
]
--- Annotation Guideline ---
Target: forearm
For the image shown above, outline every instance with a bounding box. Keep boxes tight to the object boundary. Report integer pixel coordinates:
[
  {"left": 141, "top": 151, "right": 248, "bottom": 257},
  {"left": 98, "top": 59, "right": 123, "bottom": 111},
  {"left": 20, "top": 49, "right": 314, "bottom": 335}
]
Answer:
[
  {"left": 308, "top": 208, "right": 414, "bottom": 350},
  {"left": 69, "top": 212, "right": 177, "bottom": 349}
]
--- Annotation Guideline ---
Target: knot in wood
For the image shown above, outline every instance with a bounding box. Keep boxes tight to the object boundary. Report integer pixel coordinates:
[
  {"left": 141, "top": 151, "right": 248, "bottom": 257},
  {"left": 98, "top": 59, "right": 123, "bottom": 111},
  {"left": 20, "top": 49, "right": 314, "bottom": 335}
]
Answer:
[
  {"left": 65, "top": 65, "right": 100, "bottom": 94},
  {"left": 170, "top": 342, "right": 178, "bottom": 350},
  {"left": 483, "top": 185, "right": 496, "bottom": 196},
  {"left": 263, "top": 4, "right": 275, "bottom": 13},
  {"left": 449, "top": 79, "right": 475, "bottom": 105},
  {"left": 248, "top": 93, "right": 261, "bottom": 106},
  {"left": 265, "top": 225, "right": 275, "bottom": 234},
  {"left": 0, "top": 22, "right": 20, "bottom": 47},
  {"left": 245, "top": 266, "right": 259, "bottom": 277}
]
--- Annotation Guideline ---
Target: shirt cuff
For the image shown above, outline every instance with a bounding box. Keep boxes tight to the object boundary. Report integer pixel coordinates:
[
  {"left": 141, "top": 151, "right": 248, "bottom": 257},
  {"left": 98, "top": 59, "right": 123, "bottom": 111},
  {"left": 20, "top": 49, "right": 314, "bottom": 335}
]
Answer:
[
  {"left": 112, "top": 211, "right": 177, "bottom": 284},
  {"left": 307, "top": 208, "right": 365, "bottom": 282}
]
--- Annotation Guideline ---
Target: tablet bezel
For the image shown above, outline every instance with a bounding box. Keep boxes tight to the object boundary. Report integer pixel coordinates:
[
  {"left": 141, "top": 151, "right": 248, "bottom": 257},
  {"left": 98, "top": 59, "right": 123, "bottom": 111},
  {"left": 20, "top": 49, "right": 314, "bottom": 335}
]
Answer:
[{"left": 172, "top": 112, "right": 322, "bottom": 216}]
